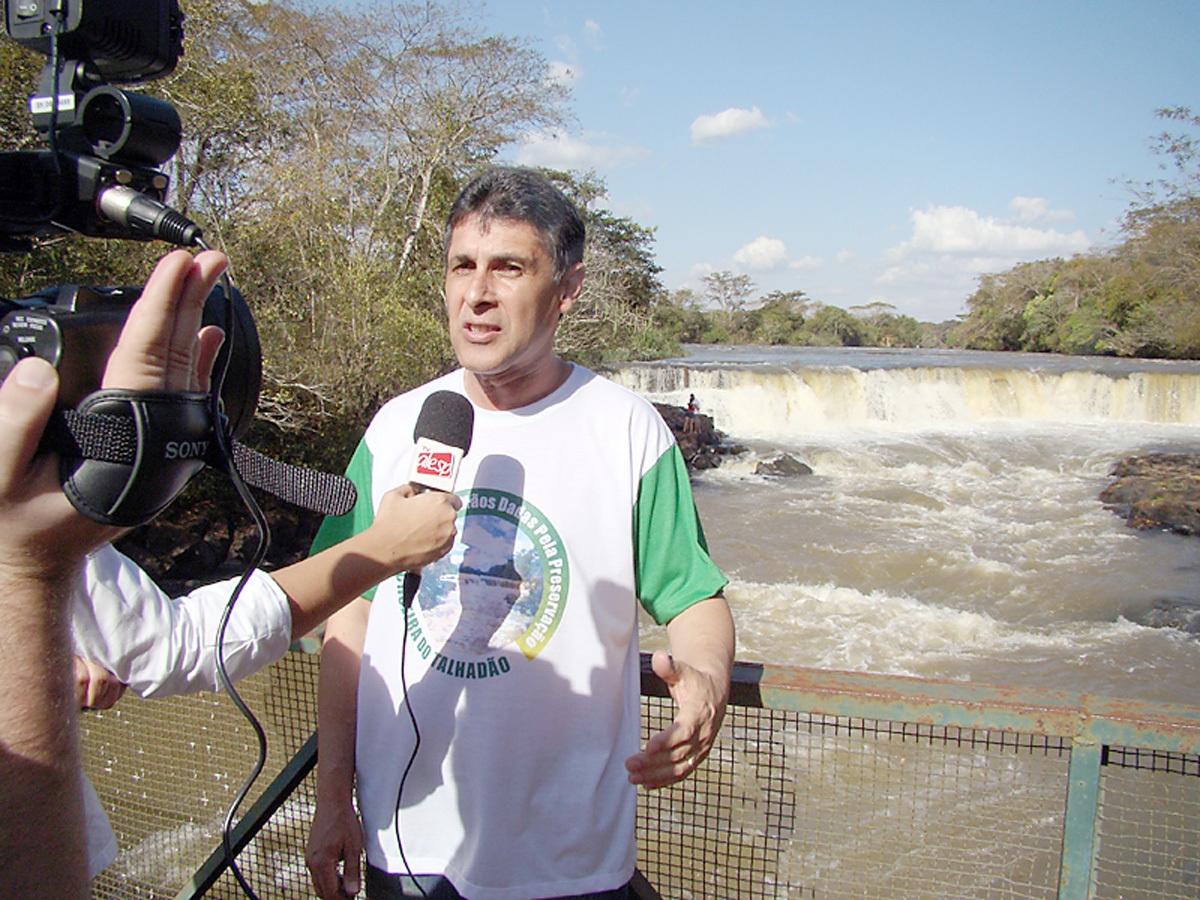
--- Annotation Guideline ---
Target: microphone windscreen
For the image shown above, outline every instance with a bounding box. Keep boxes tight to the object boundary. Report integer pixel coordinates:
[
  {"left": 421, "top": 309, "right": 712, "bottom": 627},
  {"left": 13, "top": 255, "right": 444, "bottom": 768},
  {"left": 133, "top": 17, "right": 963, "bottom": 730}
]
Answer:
[
  {"left": 413, "top": 390, "right": 474, "bottom": 452},
  {"left": 408, "top": 390, "right": 474, "bottom": 492}
]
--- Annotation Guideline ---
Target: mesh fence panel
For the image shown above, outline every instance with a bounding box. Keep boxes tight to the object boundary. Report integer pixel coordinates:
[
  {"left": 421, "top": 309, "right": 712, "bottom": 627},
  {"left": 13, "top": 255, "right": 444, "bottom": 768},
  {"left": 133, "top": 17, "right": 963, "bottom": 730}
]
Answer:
[
  {"left": 1091, "top": 748, "right": 1200, "bottom": 899},
  {"left": 636, "top": 700, "right": 1070, "bottom": 900},
  {"left": 81, "top": 651, "right": 1200, "bottom": 900},
  {"left": 87, "top": 651, "right": 321, "bottom": 899}
]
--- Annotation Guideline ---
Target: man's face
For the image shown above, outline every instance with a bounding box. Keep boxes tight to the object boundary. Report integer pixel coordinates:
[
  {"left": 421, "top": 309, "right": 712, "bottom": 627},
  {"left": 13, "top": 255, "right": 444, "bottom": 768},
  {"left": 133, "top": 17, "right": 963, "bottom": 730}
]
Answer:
[{"left": 444, "top": 214, "right": 581, "bottom": 398}]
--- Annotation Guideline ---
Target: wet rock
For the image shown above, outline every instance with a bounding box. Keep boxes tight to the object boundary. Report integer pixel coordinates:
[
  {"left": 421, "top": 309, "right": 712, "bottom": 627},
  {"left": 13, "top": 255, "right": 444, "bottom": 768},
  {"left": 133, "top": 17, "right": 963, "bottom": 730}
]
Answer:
[
  {"left": 1133, "top": 599, "right": 1200, "bottom": 634},
  {"left": 1100, "top": 452, "right": 1200, "bottom": 536},
  {"left": 755, "top": 453, "right": 813, "bottom": 478},
  {"left": 653, "top": 402, "right": 746, "bottom": 471}
]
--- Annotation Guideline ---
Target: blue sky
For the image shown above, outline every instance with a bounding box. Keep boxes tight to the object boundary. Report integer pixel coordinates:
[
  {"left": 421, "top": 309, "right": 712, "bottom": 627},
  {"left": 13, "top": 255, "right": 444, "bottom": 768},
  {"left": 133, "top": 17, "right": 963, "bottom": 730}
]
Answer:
[{"left": 472, "top": 0, "right": 1200, "bottom": 323}]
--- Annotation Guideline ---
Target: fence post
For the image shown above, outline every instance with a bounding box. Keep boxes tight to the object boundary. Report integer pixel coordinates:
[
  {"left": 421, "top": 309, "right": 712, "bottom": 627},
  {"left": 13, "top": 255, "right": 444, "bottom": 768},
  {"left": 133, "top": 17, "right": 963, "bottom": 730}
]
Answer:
[
  {"left": 174, "top": 730, "right": 319, "bottom": 900},
  {"left": 1057, "top": 739, "right": 1102, "bottom": 900}
]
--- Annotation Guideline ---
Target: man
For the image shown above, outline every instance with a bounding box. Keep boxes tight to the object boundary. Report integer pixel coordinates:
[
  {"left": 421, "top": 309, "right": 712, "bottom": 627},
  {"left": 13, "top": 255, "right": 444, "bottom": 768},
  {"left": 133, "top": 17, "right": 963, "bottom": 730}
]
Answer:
[
  {"left": 306, "top": 167, "right": 735, "bottom": 900},
  {"left": 0, "top": 249, "right": 227, "bottom": 898}
]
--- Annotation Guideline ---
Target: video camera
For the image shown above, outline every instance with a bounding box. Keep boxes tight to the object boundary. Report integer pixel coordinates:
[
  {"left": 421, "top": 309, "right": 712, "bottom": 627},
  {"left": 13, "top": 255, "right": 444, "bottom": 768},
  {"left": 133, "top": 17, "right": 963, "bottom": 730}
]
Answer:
[
  {"left": 1, "top": 0, "right": 353, "bottom": 526},
  {"left": 1, "top": 0, "right": 257, "bottom": 424}
]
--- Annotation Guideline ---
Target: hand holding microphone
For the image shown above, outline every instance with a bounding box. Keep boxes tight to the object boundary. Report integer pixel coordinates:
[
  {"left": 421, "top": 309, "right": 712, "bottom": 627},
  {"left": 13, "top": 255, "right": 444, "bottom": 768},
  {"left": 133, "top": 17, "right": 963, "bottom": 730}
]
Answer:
[{"left": 403, "top": 390, "right": 474, "bottom": 607}]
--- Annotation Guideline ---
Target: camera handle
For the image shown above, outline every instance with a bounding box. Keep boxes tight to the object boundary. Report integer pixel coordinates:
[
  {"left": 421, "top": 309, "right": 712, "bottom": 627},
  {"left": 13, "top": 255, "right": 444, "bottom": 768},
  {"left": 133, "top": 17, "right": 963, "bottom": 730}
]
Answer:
[{"left": 47, "top": 393, "right": 357, "bottom": 527}]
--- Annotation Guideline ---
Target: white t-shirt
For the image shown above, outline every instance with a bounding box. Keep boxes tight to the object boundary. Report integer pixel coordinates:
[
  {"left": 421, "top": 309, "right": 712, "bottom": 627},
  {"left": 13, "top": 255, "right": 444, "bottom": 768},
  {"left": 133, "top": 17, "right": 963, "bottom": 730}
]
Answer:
[
  {"left": 312, "top": 366, "right": 727, "bottom": 900},
  {"left": 74, "top": 545, "right": 293, "bottom": 877}
]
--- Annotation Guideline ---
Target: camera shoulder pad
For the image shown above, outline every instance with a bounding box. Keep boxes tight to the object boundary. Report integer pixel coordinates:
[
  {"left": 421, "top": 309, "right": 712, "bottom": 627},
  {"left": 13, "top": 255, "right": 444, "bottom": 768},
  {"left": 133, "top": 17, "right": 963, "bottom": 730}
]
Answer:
[{"left": 58, "top": 388, "right": 214, "bottom": 528}]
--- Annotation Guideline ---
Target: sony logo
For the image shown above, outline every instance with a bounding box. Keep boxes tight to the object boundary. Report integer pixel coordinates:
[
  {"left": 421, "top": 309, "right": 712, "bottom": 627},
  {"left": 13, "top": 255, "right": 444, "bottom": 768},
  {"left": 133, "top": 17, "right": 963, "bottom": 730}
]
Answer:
[{"left": 164, "top": 440, "right": 209, "bottom": 460}]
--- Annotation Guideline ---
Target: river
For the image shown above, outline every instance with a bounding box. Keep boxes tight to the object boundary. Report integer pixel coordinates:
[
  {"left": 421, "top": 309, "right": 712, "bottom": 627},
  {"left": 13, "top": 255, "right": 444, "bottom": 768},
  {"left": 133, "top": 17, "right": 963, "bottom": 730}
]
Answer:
[{"left": 609, "top": 345, "right": 1200, "bottom": 709}]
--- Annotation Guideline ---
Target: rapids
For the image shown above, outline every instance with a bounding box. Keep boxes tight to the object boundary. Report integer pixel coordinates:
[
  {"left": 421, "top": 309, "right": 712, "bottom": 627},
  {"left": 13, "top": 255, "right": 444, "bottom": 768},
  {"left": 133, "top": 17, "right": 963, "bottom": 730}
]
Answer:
[{"left": 611, "top": 346, "right": 1200, "bottom": 707}]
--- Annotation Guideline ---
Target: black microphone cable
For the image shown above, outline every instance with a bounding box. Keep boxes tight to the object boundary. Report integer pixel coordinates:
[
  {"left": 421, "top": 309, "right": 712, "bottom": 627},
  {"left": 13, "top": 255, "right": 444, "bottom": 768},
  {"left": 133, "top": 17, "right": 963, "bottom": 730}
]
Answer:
[
  {"left": 394, "top": 598, "right": 430, "bottom": 899},
  {"left": 195, "top": 234, "right": 272, "bottom": 900}
]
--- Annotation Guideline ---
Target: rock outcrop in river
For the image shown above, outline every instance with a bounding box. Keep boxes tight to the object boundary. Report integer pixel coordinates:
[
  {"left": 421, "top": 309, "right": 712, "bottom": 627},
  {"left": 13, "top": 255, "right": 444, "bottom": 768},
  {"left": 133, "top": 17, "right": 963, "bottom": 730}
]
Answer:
[
  {"left": 652, "top": 402, "right": 745, "bottom": 470},
  {"left": 1101, "top": 453, "right": 1200, "bottom": 536}
]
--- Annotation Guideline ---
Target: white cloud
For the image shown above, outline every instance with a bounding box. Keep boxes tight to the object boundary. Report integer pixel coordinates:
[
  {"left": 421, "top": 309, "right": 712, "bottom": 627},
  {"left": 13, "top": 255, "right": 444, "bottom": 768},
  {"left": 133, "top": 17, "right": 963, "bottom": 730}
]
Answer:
[
  {"left": 690, "top": 106, "right": 771, "bottom": 145},
  {"left": 516, "top": 129, "right": 650, "bottom": 170},
  {"left": 894, "top": 203, "right": 1090, "bottom": 258},
  {"left": 733, "top": 236, "right": 789, "bottom": 270},
  {"left": 868, "top": 201, "right": 1094, "bottom": 321},
  {"left": 546, "top": 60, "right": 579, "bottom": 88},
  {"left": 554, "top": 35, "right": 577, "bottom": 58},
  {"left": 584, "top": 19, "right": 603, "bottom": 48},
  {"left": 1008, "top": 195, "right": 1075, "bottom": 225},
  {"left": 791, "top": 255, "right": 825, "bottom": 271}
]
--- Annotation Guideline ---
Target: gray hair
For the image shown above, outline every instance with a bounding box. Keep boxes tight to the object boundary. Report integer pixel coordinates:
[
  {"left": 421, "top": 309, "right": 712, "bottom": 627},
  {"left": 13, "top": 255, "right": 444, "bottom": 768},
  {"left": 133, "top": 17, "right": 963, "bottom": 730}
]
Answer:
[{"left": 444, "top": 167, "right": 586, "bottom": 280}]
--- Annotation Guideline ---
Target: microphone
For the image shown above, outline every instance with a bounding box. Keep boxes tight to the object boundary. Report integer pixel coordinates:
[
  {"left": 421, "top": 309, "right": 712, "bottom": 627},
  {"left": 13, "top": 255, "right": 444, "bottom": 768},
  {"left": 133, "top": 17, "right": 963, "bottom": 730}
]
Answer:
[{"left": 403, "top": 390, "right": 474, "bottom": 607}]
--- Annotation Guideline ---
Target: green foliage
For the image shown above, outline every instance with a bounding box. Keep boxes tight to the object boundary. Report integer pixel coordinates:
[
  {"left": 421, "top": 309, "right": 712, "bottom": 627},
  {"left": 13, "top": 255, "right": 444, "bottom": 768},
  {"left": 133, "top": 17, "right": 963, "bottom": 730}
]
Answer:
[
  {"left": 0, "top": 38, "right": 38, "bottom": 150},
  {"left": 646, "top": 279, "right": 943, "bottom": 350}
]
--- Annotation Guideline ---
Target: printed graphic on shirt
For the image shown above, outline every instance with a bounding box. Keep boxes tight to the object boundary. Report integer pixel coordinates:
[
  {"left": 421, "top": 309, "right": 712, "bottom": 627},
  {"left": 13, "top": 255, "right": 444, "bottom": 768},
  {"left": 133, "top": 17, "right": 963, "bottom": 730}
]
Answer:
[{"left": 407, "top": 489, "right": 568, "bottom": 671}]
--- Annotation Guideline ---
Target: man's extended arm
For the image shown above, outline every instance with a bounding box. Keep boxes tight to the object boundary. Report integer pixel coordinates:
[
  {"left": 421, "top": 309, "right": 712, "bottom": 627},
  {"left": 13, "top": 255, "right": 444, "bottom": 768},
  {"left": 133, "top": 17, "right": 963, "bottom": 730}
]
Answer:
[
  {"left": 625, "top": 595, "right": 735, "bottom": 789},
  {"left": 275, "top": 485, "right": 459, "bottom": 640},
  {"left": 306, "top": 596, "right": 371, "bottom": 900}
]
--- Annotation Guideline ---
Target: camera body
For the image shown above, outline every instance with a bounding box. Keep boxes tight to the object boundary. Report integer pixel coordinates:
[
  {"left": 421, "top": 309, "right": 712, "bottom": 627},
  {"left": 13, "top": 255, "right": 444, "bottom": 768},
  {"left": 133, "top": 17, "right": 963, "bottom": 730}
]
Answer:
[{"left": 0, "top": 282, "right": 261, "bottom": 438}]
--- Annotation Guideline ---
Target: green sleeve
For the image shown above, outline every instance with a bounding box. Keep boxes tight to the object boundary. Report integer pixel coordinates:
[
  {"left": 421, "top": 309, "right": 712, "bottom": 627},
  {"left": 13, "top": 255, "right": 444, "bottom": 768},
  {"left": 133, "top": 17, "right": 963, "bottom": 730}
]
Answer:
[
  {"left": 309, "top": 439, "right": 379, "bottom": 600},
  {"left": 633, "top": 443, "right": 728, "bottom": 625}
]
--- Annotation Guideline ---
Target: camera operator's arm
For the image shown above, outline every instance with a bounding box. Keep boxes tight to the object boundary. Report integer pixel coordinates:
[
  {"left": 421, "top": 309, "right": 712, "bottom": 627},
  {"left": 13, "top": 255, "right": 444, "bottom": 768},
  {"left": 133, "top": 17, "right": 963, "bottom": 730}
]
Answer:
[
  {"left": 0, "top": 357, "right": 89, "bottom": 899},
  {"left": 0, "top": 249, "right": 226, "bottom": 894}
]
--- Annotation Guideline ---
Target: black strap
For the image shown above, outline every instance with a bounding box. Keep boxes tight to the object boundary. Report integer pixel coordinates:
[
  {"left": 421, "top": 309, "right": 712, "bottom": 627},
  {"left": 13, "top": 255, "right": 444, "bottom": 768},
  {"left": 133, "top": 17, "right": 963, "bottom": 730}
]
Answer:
[{"left": 50, "top": 406, "right": 356, "bottom": 519}]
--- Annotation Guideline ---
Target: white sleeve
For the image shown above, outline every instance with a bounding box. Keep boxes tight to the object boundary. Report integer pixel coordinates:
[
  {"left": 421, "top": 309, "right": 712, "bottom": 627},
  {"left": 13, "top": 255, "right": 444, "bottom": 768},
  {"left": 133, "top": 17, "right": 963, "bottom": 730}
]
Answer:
[{"left": 72, "top": 545, "right": 294, "bottom": 699}]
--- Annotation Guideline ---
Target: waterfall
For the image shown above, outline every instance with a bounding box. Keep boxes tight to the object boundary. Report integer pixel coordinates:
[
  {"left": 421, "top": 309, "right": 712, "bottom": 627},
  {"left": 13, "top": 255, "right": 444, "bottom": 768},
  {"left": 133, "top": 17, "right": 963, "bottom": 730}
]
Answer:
[{"left": 608, "top": 361, "right": 1200, "bottom": 435}]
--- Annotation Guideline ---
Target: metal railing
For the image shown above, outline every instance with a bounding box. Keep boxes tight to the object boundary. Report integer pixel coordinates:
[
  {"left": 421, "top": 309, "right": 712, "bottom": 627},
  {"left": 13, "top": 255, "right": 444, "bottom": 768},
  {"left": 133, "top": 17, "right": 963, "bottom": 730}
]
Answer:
[{"left": 83, "top": 651, "right": 1200, "bottom": 899}]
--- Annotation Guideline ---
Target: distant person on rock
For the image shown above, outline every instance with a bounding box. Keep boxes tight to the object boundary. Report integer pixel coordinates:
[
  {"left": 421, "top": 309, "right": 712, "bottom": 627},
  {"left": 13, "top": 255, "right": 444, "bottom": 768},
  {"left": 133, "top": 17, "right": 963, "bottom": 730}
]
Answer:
[{"left": 684, "top": 393, "right": 701, "bottom": 434}]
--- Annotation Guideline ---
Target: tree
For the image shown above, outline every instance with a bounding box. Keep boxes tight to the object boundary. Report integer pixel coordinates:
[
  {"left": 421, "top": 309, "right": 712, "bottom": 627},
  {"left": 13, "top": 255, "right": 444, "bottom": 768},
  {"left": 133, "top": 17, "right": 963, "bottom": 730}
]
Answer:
[
  {"left": 652, "top": 288, "right": 708, "bottom": 344},
  {"left": 701, "top": 270, "right": 755, "bottom": 335},
  {"left": 744, "top": 290, "right": 808, "bottom": 344},
  {"left": 807, "top": 304, "right": 863, "bottom": 346},
  {"left": 950, "top": 107, "right": 1200, "bottom": 359}
]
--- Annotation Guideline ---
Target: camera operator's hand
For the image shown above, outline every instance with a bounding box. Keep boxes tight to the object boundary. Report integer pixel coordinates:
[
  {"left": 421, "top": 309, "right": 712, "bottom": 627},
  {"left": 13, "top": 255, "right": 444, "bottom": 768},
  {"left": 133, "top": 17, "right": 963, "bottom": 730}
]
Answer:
[
  {"left": 102, "top": 248, "right": 227, "bottom": 394},
  {"left": 0, "top": 250, "right": 230, "bottom": 565}
]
